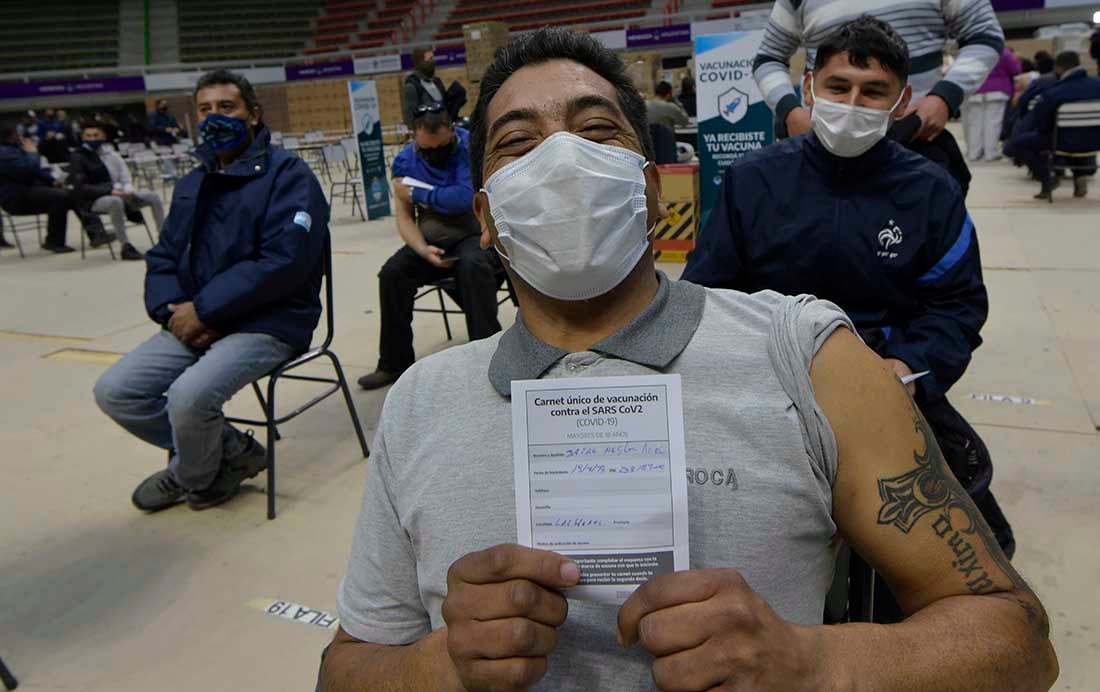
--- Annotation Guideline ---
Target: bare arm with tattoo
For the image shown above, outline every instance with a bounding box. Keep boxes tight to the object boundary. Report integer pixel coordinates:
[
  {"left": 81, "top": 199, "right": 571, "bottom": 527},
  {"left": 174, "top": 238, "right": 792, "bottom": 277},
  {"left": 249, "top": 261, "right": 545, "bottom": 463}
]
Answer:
[{"left": 811, "top": 328, "right": 1058, "bottom": 691}]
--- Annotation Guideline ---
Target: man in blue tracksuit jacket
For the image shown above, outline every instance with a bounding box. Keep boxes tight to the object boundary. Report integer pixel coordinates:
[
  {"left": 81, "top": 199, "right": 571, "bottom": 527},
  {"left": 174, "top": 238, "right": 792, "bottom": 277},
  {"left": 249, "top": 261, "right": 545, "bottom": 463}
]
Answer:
[
  {"left": 94, "top": 70, "right": 330, "bottom": 513},
  {"left": 683, "top": 17, "right": 1014, "bottom": 571},
  {"left": 356, "top": 103, "right": 501, "bottom": 390}
]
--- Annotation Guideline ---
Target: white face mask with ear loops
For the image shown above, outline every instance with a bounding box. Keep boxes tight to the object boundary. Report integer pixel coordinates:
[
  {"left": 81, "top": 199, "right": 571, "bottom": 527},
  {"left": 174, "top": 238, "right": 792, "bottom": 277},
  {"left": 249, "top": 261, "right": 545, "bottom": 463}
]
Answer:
[
  {"left": 810, "top": 75, "right": 905, "bottom": 158},
  {"left": 482, "top": 131, "right": 654, "bottom": 301}
]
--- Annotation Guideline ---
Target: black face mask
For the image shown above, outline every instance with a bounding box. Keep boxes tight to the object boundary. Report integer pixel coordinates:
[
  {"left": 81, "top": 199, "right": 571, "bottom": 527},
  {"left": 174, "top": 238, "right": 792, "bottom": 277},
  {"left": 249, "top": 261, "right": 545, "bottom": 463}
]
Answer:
[
  {"left": 417, "top": 136, "right": 455, "bottom": 168},
  {"left": 415, "top": 61, "right": 436, "bottom": 80}
]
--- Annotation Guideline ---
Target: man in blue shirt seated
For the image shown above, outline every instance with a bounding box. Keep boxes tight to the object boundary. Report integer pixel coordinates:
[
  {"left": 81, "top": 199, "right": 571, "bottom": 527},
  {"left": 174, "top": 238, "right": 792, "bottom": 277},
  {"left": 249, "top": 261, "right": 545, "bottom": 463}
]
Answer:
[
  {"left": 683, "top": 17, "right": 1014, "bottom": 566},
  {"left": 94, "top": 70, "right": 330, "bottom": 512},
  {"left": 1007, "top": 51, "right": 1100, "bottom": 200},
  {"left": 357, "top": 103, "right": 502, "bottom": 390}
]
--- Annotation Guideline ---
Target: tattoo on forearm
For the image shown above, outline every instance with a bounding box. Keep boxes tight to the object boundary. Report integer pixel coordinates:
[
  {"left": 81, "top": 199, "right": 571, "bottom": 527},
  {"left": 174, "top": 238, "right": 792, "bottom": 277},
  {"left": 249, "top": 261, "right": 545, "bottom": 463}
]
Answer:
[{"left": 875, "top": 386, "right": 1049, "bottom": 638}]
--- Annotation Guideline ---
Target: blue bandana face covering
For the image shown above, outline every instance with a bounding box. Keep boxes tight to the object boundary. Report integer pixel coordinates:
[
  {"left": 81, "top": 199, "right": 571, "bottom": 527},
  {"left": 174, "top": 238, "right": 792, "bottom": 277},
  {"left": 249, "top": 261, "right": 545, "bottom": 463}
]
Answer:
[
  {"left": 199, "top": 113, "right": 250, "bottom": 151},
  {"left": 83, "top": 139, "right": 105, "bottom": 151}
]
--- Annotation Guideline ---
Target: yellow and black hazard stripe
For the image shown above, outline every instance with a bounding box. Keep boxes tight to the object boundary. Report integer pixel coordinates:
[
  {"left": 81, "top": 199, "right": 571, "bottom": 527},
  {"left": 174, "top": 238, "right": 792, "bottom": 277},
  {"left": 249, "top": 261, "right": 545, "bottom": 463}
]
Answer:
[
  {"left": 654, "top": 201, "right": 696, "bottom": 241},
  {"left": 653, "top": 201, "right": 697, "bottom": 262}
]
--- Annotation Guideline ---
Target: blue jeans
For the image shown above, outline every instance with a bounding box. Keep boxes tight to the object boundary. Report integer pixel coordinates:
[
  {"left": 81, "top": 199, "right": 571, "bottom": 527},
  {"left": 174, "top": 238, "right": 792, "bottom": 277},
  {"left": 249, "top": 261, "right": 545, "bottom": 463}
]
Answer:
[{"left": 94, "top": 330, "right": 296, "bottom": 490}]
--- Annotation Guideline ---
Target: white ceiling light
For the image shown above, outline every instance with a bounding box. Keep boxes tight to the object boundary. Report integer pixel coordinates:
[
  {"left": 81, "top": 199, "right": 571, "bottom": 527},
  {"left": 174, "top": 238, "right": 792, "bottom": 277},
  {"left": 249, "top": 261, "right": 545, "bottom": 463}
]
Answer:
[{"left": 1094, "top": 10, "right": 1100, "bottom": 24}]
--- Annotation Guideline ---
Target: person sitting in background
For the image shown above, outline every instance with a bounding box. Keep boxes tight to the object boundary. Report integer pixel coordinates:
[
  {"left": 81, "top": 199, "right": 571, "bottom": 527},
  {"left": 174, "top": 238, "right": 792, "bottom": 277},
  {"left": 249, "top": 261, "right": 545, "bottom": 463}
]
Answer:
[
  {"left": 1005, "top": 50, "right": 1058, "bottom": 177},
  {"left": 94, "top": 69, "right": 330, "bottom": 512},
  {"left": 357, "top": 103, "right": 501, "bottom": 391},
  {"left": 0, "top": 125, "right": 113, "bottom": 253},
  {"left": 645, "top": 80, "right": 691, "bottom": 130},
  {"left": 93, "top": 123, "right": 166, "bottom": 234},
  {"left": 1009, "top": 51, "right": 1100, "bottom": 200},
  {"left": 679, "top": 75, "right": 697, "bottom": 117},
  {"left": 682, "top": 16, "right": 1015, "bottom": 573},
  {"left": 68, "top": 122, "right": 151, "bottom": 260},
  {"left": 1016, "top": 51, "right": 1057, "bottom": 114},
  {"left": 55, "top": 109, "right": 78, "bottom": 148},
  {"left": 322, "top": 27, "right": 1057, "bottom": 692},
  {"left": 403, "top": 50, "right": 447, "bottom": 129},
  {"left": 16, "top": 111, "right": 39, "bottom": 144},
  {"left": 962, "top": 46, "right": 1021, "bottom": 162},
  {"left": 37, "top": 108, "right": 70, "bottom": 163},
  {"left": 149, "top": 99, "right": 182, "bottom": 146}
]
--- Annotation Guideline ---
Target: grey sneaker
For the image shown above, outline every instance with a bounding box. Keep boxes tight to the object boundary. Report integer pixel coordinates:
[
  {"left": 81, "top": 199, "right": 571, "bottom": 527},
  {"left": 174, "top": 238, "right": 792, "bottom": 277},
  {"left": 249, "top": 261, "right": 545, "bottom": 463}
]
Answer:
[
  {"left": 187, "top": 434, "right": 268, "bottom": 510},
  {"left": 132, "top": 468, "right": 187, "bottom": 512},
  {"left": 1073, "top": 177, "right": 1088, "bottom": 198}
]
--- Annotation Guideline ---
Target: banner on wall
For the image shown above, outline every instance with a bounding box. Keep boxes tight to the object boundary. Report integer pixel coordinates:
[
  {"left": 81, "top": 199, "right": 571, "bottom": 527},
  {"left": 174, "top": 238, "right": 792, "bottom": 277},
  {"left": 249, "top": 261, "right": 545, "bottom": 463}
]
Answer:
[
  {"left": 694, "top": 31, "right": 773, "bottom": 229},
  {"left": 348, "top": 79, "right": 391, "bottom": 220},
  {"left": 0, "top": 75, "right": 145, "bottom": 100},
  {"left": 626, "top": 24, "right": 692, "bottom": 49},
  {"left": 354, "top": 54, "right": 402, "bottom": 75},
  {"left": 288, "top": 59, "right": 353, "bottom": 81}
]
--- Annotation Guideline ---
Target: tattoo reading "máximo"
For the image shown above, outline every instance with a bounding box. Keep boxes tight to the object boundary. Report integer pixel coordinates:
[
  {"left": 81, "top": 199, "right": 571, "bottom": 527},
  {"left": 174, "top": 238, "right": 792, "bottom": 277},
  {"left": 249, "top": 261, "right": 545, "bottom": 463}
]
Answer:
[{"left": 875, "top": 387, "right": 1048, "bottom": 635}]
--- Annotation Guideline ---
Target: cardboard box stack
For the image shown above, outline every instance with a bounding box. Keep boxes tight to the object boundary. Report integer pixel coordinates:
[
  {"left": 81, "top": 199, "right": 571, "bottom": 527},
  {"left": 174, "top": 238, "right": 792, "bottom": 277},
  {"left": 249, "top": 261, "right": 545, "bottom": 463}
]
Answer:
[
  {"left": 625, "top": 51, "right": 662, "bottom": 97},
  {"left": 256, "top": 84, "right": 290, "bottom": 134},
  {"left": 286, "top": 79, "right": 352, "bottom": 134},
  {"left": 374, "top": 72, "right": 406, "bottom": 140},
  {"left": 464, "top": 21, "right": 509, "bottom": 83},
  {"left": 653, "top": 163, "right": 699, "bottom": 263}
]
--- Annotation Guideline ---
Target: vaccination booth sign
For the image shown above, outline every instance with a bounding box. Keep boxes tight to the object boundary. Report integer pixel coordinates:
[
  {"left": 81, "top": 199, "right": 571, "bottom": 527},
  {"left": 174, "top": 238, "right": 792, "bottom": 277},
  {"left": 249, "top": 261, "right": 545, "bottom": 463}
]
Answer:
[
  {"left": 348, "top": 79, "right": 391, "bottom": 220},
  {"left": 694, "top": 31, "right": 773, "bottom": 228}
]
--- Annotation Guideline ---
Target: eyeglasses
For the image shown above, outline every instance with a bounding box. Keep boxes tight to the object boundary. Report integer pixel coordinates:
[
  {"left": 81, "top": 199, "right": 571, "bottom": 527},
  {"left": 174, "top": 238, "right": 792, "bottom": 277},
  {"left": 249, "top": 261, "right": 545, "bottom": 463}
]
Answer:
[{"left": 414, "top": 102, "right": 446, "bottom": 115}]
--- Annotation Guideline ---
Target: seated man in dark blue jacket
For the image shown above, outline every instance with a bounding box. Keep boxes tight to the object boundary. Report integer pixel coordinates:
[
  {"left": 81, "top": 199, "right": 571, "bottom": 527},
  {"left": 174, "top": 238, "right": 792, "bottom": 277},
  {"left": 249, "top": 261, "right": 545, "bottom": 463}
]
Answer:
[
  {"left": 94, "top": 70, "right": 330, "bottom": 512},
  {"left": 683, "top": 17, "right": 1014, "bottom": 562},
  {"left": 357, "top": 103, "right": 501, "bottom": 390},
  {"left": 1008, "top": 51, "right": 1100, "bottom": 200}
]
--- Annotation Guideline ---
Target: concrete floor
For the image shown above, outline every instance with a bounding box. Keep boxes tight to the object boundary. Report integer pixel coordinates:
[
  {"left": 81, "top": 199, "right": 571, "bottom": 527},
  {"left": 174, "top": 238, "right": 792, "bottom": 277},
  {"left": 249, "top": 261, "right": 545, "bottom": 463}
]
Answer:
[{"left": 1, "top": 155, "right": 1097, "bottom": 690}]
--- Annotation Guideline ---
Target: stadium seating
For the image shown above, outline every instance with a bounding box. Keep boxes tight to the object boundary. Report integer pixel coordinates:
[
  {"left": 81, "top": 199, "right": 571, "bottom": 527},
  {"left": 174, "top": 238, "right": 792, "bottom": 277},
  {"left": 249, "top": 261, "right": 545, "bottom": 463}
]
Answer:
[
  {"left": 0, "top": 2, "right": 120, "bottom": 72},
  {"left": 304, "top": 0, "right": 420, "bottom": 56},
  {"left": 178, "top": 0, "right": 323, "bottom": 63},
  {"left": 433, "top": 0, "right": 649, "bottom": 41}
]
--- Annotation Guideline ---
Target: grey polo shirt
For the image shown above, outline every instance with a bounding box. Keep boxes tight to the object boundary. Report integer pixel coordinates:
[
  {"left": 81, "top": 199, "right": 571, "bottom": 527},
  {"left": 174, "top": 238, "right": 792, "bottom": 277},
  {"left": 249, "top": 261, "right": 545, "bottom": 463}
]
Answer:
[{"left": 337, "top": 273, "right": 851, "bottom": 691}]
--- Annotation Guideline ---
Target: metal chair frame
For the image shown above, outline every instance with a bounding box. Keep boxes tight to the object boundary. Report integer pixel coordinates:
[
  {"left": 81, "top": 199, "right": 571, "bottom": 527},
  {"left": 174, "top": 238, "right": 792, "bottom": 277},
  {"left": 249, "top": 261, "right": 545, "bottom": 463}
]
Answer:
[
  {"left": 0, "top": 210, "right": 42, "bottom": 259},
  {"left": 413, "top": 271, "right": 517, "bottom": 341},
  {"left": 1043, "top": 99, "right": 1100, "bottom": 204},
  {"left": 225, "top": 237, "right": 369, "bottom": 519},
  {"left": 0, "top": 654, "right": 15, "bottom": 690},
  {"left": 324, "top": 143, "right": 365, "bottom": 221}
]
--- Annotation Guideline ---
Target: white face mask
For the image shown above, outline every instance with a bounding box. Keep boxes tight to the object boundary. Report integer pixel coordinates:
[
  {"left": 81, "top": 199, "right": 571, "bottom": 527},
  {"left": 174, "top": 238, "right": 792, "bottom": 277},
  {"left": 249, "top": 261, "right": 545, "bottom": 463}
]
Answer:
[
  {"left": 482, "top": 131, "right": 652, "bottom": 301},
  {"left": 809, "top": 76, "right": 905, "bottom": 158}
]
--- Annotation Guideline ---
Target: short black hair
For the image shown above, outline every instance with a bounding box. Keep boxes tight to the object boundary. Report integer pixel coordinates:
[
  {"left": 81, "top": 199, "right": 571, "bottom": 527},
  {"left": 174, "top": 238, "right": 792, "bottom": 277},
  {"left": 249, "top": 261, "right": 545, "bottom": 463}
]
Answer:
[
  {"left": 1020, "top": 58, "right": 1035, "bottom": 74},
  {"left": 194, "top": 69, "right": 260, "bottom": 114},
  {"left": 412, "top": 107, "right": 452, "bottom": 133},
  {"left": 1035, "top": 50, "right": 1055, "bottom": 74},
  {"left": 80, "top": 118, "right": 106, "bottom": 134},
  {"left": 468, "top": 27, "right": 654, "bottom": 189},
  {"left": 814, "top": 15, "right": 910, "bottom": 83},
  {"left": 655, "top": 80, "right": 673, "bottom": 97},
  {"left": 1055, "top": 50, "right": 1080, "bottom": 71}
]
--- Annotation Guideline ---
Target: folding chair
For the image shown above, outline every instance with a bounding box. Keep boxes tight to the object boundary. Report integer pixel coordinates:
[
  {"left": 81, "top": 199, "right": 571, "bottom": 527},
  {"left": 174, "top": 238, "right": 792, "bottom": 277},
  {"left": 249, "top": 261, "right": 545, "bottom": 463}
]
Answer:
[
  {"left": 0, "top": 210, "right": 42, "bottom": 259},
  {"left": 324, "top": 144, "right": 365, "bottom": 221},
  {"left": 0, "top": 654, "right": 16, "bottom": 690},
  {"left": 87, "top": 201, "right": 157, "bottom": 254},
  {"left": 413, "top": 268, "right": 517, "bottom": 341},
  {"left": 78, "top": 209, "right": 117, "bottom": 261},
  {"left": 1042, "top": 99, "right": 1100, "bottom": 204},
  {"left": 226, "top": 236, "right": 369, "bottom": 519}
]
